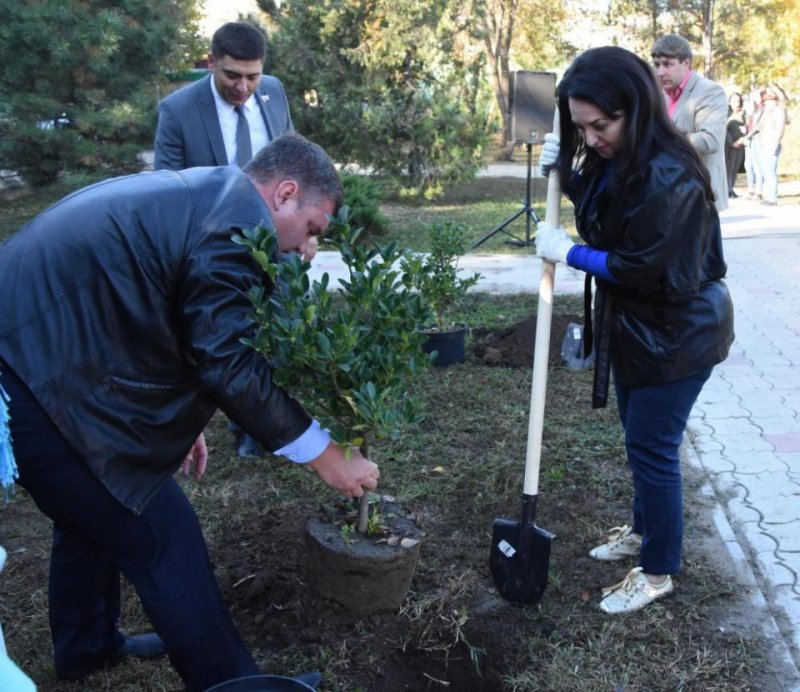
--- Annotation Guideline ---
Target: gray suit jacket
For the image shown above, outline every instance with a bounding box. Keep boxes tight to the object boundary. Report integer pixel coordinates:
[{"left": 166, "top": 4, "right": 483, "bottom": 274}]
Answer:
[
  {"left": 154, "top": 74, "right": 293, "bottom": 170},
  {"left": 669, "top": 71, "right": 728, "bottom": 211}
]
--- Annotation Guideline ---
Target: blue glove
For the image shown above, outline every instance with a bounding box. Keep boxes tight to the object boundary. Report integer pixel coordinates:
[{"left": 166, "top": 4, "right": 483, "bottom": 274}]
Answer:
[
  {"left": 535, "top": 222, "right": 574, "bottom": 264},
  {"left": 538, "top": 133, "right": 560, "bottom": 177}
]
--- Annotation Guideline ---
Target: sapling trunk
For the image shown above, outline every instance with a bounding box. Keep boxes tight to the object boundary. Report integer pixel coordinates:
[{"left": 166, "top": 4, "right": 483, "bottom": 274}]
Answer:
[{"left": 357, "top": 441, "right": 370, "bottom": 534}]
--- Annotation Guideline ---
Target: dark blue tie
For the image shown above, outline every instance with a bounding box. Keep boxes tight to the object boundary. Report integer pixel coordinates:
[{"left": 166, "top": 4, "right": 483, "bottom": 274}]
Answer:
[{"left": 234, "top": 105, "right": 252, "bottom": 167}]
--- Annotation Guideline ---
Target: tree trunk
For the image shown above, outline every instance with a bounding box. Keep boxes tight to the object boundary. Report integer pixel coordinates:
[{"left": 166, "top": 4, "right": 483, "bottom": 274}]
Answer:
[
  {"left": 357, "top": 441, "right": 370, "bottom": 534},
  {"left": 482, "top": 0, "right": 517, "bottom": 154}
]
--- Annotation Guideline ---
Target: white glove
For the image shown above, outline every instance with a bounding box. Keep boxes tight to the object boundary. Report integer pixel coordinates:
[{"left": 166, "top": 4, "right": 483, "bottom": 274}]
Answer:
[
  {"left": 535, "top": 222, "right": 574, "bottom": 264},
  {"left": 538, "top": 133, "right": 560, "bottom": 177}
]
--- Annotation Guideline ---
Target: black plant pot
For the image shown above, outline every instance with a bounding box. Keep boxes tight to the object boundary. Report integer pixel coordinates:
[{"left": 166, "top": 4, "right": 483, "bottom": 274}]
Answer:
[
  {"left": 204, "top": 673, "right": 319, "bottom": 691},
  {"left": 420, "top": 324, "right": 467, "bottom": 367}
]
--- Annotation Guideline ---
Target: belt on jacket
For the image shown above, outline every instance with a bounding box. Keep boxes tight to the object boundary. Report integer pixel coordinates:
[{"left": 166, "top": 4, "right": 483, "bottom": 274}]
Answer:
[{"left": 582, "top": 275, "right": 612, "bottom": 409}]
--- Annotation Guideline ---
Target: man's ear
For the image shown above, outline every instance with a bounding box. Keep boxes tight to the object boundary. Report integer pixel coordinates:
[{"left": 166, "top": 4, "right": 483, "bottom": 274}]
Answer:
[{"left": 274, "top": 180, "right": 299, "bottom": 208}]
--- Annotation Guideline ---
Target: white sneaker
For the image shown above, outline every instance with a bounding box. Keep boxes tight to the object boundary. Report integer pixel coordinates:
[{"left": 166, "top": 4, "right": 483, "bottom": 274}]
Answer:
[
  {"left": 599, "top": 567, "right": 673, "bottom": 614},
  {"left": 588, "top": 524, "right": 641, "bottom": 561}
]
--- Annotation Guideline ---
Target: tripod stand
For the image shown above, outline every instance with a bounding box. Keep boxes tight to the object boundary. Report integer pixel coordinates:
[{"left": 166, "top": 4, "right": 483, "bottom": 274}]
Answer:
[{"left": 471, "top": 139, "right": 541, "bottom": 249}]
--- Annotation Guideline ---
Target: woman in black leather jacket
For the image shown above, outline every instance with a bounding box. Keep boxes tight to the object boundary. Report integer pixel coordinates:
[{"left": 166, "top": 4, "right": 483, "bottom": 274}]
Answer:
[{"left": 535, "top": 46, "right": 734, "bottom": 614}]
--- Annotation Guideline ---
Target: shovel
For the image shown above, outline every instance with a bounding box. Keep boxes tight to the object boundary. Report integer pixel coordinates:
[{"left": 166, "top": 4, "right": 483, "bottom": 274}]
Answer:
[{"left": 490, "top": 112, "right": 561, "bottom": 605}]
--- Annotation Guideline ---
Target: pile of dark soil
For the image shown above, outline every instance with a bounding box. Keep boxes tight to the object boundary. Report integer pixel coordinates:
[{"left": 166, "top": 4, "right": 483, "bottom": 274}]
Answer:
[{"left": 473, "top": 313, "right": 584, "bottom": 367}]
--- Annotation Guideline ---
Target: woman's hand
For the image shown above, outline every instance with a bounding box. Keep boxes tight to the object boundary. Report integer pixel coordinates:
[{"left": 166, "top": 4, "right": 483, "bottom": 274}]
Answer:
[
  {"left": 538, "top": 133, "right": 561, "bottom": 176},
  {"left": 535, "top": 222, "right": 574, "bottom": 264}
]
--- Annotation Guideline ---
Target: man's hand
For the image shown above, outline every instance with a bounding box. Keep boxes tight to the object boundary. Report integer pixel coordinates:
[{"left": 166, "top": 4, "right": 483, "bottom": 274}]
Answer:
[
  {"left": 302, "top": 236, "right": 319, "bottom": 263},
  {"left": 535, "top": 222, "right": 574, "bottom": 264},
  {"left": 308, "top": 442, "right": 379, "bottom": 497},
  {"left": 180, "top": 433, "right": 208, "bottom": 479},
  {"left": 538, "top": 132, "right": 560, "bottom": 176}
]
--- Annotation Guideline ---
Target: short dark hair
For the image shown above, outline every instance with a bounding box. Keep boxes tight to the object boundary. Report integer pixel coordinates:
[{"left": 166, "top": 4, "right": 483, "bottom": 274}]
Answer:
[
  {"left": 555, "top": 46, "right": 713, "bottom": 201},
  {"left": 245, "top": 133, "right": 344, "bottom": 210},
  {"left": 211, "top": 22, "right": 266, "bottom": 61},
  {"left": 651, "top": 34, "right": 692, "bottom": 61}
]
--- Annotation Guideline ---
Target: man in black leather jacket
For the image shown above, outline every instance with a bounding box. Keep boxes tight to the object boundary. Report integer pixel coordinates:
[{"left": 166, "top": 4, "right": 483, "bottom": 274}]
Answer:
[{"left": 0, "top": 133, "right": 379, "bottom": 690}]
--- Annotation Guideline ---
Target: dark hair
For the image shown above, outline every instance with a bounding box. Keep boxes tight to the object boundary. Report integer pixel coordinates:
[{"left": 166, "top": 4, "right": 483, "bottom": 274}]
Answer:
[
  {"left": 555, "top": 45, "right": 713, "bottom": 201},
  {"left": 729, "top": 92, "right": 744, "bottom": 109},
  {"left": 651, "top": 34, "right": 692, "bottom": 61},
  {"left": 211, "top": 22, "right": 266, "bottom": 61},
  {"left": 245, "top": 133, "right": 344, "bottom": 209}
]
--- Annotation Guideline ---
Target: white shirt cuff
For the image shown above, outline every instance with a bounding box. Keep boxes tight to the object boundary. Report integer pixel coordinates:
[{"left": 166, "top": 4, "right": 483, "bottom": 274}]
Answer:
[{"left": 274, "top": 420, "right": 330, "bottom": 463}]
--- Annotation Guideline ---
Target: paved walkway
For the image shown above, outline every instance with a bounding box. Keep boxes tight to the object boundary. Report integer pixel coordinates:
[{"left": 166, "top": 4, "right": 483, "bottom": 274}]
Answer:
[
  {"left": 311, "top": 188, "right": 800, "bottom": 689},
  {"left": 689, "top": 196, "right": 800, "bottom": 689}
]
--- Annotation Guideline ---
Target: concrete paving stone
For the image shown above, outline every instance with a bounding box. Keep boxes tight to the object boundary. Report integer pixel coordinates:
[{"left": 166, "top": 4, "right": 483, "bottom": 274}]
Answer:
[
  {"left": 726, "top": 495, "right": 765, "bottom": 523},
  {"left": 770, "top": 523, "right": 800, "bottom": 553},
  {"left": 776, "top": 451, "right": 800, "bottom": 475},
  {"left": 724, "top": 450, "right": 791, "bottom": 474},
  {"left": 697, "top": 402, "right": 753, "bottom": 421},
  {"left": 755, "top": 554, "right": 797, "bottom": 587},
  {"left": 765, "top": 432, "right": 800, "bottom": 453},
  {"left": 734, "top": 471, "right": 799, "bottom": 502},
  {"left": 752, "top": 416, "right": 800, "bottom": 436},
  {"left": 779, "top": 392, "right": 800, "bottom": 412},
  {"left": 737, "top": 521, "right": 781, "bottom": 555},
  {"left": 717, "top": 432, "right": 777, "bottom": 453},
  {"left": 774, "top": 376, "right": 800, "bottom": 393},
  {"left": 747, "top": 400, "right": 797, "bottom": 420},
  {"left": 717, "top": 352, "right": 754, "bottom": 367},
  {"left": 697, "top": 406, "right": 757, "bottom": 425},
  {"left": 689, "top": 435, "right": 725, "bottom": 455},
  {"left": 718, "top": 373, "right": 772, "bottom": 390},
  {"left": 687, "top": 419, "right": 716, "bottom": 438},
  {"left": 753, "top": 500, "right": 800, "bottom": 525},
  {"left": 697, "top": 375, "right": 734, "bottom": 395},
  {"left": 693, "top": 449, "right": 735, "bottom": 473}
]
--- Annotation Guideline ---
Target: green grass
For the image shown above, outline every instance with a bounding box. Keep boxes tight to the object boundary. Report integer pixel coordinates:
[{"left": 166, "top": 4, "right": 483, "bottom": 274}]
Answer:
[{"left": 376, "top": 176, "right": 576, "bottom": 252}]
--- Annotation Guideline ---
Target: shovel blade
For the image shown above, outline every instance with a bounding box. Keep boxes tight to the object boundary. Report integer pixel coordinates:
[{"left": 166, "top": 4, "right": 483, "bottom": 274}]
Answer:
[{"left": 490, "top": 518, "right": 554, "bottom": 605}]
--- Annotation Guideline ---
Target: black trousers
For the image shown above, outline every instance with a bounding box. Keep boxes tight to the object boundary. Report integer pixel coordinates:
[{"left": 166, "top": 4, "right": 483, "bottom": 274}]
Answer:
[{"left": 0, "top": 365, "right": 258, "bottom": 691}]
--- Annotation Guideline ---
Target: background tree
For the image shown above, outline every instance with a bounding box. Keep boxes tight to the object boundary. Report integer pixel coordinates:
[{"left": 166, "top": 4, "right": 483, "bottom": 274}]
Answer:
[
  {"left": 605, "top": 0, "right": 797, "bottom": 87},
  {"left": 0, "top": 0, "right": 201, "bottom": 186},
  {"left": 268, "top": 0, "right": 493, "bottom": 199},
  {"left": 478, "top": 0, "right": 567, "bottom": 153}
]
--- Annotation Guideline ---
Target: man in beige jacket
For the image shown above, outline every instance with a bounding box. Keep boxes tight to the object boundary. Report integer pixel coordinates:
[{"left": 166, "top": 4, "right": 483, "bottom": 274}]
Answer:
[{"left": 651, "top": 34, "right": 728, "bottom": 211}]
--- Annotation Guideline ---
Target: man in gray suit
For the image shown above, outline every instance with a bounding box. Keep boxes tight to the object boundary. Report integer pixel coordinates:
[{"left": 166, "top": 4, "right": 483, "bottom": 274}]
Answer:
[
  {"left": 651, "top": 34, "right": 728, "bottom": 211},
  {"left": 154, "top": 22, "right": 293, "bottom": 171},
  {"left": 156, "top": 22, "right": 295, "bottom": 457}
]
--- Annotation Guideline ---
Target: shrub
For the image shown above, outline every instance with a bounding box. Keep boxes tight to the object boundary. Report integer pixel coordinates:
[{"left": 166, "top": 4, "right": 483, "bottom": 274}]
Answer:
[{"left": 340, "top": 173, "right": 389, "bottom": 238}]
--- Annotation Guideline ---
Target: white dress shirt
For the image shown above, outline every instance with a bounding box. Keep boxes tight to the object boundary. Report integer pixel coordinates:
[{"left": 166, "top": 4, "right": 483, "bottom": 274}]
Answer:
[{"left": 210, "top": 79, "right": 270, "bottom": 166}]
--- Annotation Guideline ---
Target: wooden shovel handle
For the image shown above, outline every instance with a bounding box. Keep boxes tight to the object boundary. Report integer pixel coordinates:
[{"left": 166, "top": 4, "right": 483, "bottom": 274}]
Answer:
[{"left": 523, "top": 110, "right": 561, "bottom": 497}]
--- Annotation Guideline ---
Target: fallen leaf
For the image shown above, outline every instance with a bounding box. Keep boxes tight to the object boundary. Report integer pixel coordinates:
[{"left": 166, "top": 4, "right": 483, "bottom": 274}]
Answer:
[{"left": 400, "top": 538, "right": 420, "bottom": 549}]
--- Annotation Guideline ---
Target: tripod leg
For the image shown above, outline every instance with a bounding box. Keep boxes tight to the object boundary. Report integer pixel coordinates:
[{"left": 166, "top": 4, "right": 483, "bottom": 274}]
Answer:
[
  {"left": 470, "top": 207, "right": 528, "bottom": 249},
  {"left": 472, "top": 142, "right": 537, "bottom": 249}
]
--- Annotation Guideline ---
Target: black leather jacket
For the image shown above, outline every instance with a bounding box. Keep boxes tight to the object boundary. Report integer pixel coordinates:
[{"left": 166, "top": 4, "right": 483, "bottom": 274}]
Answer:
[
  {"left": 0, "top": 167, "right": 311, "bottom": 513},
  {"left": 570, "top": 150, "right": 735, "bottom": 406}
]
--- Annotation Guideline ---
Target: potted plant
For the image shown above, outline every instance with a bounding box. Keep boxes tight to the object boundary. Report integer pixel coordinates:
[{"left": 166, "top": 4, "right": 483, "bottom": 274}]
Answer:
[
  {"left": 402, "top": 221, "right": 481, "bottom": 366},
  {"left": 235, "top": 208, "right": 432, "bottom": 614}
]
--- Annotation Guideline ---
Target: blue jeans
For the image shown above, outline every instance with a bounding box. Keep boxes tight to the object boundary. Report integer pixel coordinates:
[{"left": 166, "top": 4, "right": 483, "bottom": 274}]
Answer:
[
  {"left": 0, "top": 365, "right": 258, "bottom": 690},
  {"left": 759, "top": 144, "right": 781, "bottom": 203},
  {"left": 614, "top": 368, "right": 712, "bottom": 575},
  {"left": 744, "top": 141, "right": 759, "bottom": 192}
]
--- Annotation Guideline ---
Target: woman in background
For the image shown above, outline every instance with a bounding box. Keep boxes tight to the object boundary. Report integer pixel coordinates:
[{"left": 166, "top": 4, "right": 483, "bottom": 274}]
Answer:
[{"left": 725, "top": 92, "right": 747, "bottom": 198}]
